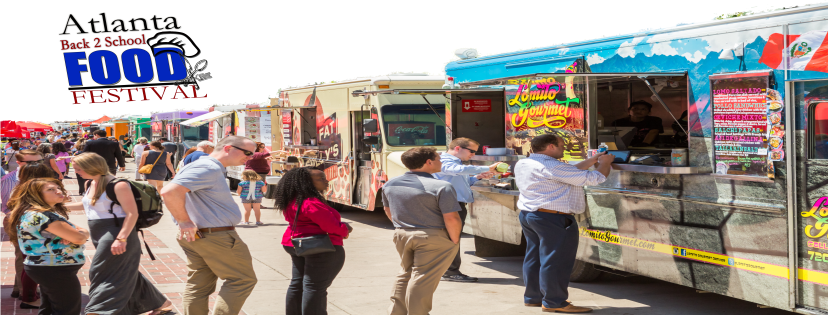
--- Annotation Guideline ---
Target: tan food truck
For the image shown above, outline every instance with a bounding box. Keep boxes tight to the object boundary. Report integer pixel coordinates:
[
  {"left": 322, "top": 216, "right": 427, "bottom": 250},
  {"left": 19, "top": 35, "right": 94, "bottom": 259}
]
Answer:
[{"left": 272, "top": 75, "right": 447, "bottom": 210}]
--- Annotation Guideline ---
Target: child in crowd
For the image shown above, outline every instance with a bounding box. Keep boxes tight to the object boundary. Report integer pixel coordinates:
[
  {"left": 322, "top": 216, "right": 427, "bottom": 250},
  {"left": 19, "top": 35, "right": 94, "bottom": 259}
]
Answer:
[{"left": 237, "top": 170, "right": 267, "bottom": 225}]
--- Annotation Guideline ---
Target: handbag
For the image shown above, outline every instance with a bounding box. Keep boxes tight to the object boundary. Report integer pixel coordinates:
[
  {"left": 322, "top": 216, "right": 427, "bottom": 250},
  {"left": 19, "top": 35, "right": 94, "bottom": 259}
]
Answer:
[
  {"left": 139, "top": 152, "right": 163, "bottom": 174},
  {"left": 290, "top": 197, "right": 336, "bottom": 257}
]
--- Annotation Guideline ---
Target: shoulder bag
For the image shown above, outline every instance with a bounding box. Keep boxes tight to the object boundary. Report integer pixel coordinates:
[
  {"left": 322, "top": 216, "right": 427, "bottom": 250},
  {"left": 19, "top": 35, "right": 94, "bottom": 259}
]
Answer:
[
  {"left": 290, "top": 197, "right": 336, "bottom": 257},
  {"left": 139, "top": 152, "right": 163, "bottom": 174}
]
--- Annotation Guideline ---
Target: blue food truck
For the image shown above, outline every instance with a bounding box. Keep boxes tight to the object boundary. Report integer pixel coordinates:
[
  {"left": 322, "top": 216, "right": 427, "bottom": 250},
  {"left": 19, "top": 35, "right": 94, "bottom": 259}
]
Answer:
[{"left": 357, "top": 5, "right": 828, "bottom": 313}]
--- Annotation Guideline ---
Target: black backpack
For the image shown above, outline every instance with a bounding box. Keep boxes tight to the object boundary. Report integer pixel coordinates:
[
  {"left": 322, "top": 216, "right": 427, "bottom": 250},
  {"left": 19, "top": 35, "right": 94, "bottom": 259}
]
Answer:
[{"left": 105, "top": 179, "right": 165, "bottom": 260}]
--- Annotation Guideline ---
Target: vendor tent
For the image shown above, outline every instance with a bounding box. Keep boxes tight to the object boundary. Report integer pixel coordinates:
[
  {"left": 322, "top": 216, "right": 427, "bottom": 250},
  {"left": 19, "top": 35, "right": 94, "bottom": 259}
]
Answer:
[
  {"left": 82, "top": 115, "right": 111, "bottom": 127},
  {"left": 1, "top": 121, "right": 24, "bottom": 138}
]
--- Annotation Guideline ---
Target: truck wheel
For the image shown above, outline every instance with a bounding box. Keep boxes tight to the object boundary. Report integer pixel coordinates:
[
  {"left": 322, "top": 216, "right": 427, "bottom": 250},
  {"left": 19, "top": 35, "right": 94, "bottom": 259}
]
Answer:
[
  {"left": 473, "top": 235, "right": 526, "bottom": 257},
  {"left": 569, "top": 259, "right": 603, "bottom": 282}
]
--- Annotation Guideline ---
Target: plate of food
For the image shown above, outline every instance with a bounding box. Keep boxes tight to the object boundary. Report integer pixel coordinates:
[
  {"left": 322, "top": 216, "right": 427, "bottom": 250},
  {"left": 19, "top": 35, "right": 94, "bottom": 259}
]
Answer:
[
  {"left": 769, "top": 112, "right": 782, "bottom": 125},
  {"left": 769, "top": 137, "right": 783, "bottom": 150},
  {"left": 770, "top": 150, "right": 784, "bottom": 161},
  {"left": 767, "top": 89, "right": 782, "bottom": 102},
  {"left": 770, "top": 125, "right": 785, "bottom": 138},
  {"left": 768, "top": 101, "right": 783, "bottom": 112}
]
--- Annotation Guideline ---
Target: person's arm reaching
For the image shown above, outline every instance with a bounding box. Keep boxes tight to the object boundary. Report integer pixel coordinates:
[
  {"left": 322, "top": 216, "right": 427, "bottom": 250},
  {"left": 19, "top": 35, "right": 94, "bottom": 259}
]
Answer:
[
  {"left": 159, "top": 183, "right": 197, "bottom": 241},
  {"left": 594, "top": 154, "right": 614, "bottom": 177},
  {"left": 440, "top": 157, "right": 490, "bottom": 176},
  {"left": 574, "top": 151, "right": 604, "bottom": 170}
]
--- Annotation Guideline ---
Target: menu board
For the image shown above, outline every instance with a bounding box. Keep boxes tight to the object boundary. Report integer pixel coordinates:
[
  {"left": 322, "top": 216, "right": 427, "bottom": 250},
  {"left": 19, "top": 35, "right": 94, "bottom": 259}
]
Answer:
[{"left": 711, "top": 73, "right": 784, "bottom": 178}]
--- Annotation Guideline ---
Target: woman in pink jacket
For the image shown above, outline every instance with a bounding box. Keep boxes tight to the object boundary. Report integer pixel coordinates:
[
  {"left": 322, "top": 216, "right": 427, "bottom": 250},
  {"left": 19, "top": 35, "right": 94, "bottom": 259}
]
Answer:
[{"left": 274, "top": 167, "right": 353, "bottom": 315}]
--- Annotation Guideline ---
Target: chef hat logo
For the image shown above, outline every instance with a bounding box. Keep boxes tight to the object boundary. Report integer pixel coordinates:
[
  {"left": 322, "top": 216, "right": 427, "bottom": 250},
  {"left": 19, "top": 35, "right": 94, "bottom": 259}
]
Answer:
[{"left": 147, "top": 31, "right": 201, "bottom": 58}]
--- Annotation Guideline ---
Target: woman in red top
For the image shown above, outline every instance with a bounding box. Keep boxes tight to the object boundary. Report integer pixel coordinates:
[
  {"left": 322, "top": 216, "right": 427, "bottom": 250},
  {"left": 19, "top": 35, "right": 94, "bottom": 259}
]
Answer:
[
  {"left": 275, "top": 167, "right": 352, "bottom": 315},
  {"left": 244, "top": 142, "right": 272, "bottom": 180}
]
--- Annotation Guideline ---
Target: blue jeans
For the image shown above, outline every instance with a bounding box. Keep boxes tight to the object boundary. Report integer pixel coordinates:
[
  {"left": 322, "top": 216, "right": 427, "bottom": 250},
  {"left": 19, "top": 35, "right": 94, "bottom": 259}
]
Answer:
[{"left": 519, "top": 210, "right": 579, "bottom": 308}]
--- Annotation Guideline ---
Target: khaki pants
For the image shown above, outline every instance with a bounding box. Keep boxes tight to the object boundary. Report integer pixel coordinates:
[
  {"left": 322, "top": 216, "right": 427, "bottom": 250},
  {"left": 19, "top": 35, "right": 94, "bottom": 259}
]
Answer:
[
  {"left": 178, "top": 230, "right": 257, "bottom": 315},
  {"left": 388, "top": 228, "right": 458, "bottom": 315}
]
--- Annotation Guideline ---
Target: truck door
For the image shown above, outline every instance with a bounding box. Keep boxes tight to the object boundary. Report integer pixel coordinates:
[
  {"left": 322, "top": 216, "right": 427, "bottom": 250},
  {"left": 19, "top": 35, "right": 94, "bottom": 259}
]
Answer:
[
  {"left": 796, "top": 80, "right": 828, "bottom": 308},
  {"left": 352, "top": 110, "right": 373, "bottom": 208}
]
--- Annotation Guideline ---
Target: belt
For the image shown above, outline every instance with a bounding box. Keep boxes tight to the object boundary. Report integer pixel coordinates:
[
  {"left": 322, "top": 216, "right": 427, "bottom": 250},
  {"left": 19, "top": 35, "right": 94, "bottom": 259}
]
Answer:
[
  {"left": 198, "top": 226, "right": 235, "bottom": 234},
  {"left": 538, "top": 208, "right": 570, "bottom": 215}
]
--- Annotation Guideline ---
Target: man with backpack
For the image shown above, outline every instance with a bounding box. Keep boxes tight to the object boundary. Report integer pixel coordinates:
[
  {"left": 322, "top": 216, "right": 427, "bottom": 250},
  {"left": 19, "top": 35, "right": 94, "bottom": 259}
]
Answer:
[{"left": 160, "top": 135, "right": 258, "bottom": 315}]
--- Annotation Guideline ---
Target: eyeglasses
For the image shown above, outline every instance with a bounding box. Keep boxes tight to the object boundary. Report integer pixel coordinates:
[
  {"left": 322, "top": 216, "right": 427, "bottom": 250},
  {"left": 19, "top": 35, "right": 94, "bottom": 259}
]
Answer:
[
  {"left": 460, "top": 146, "right": 478, "bottom": 154},
  {"left": 230, "top": 145, "right": 254, "bottom": 156}
]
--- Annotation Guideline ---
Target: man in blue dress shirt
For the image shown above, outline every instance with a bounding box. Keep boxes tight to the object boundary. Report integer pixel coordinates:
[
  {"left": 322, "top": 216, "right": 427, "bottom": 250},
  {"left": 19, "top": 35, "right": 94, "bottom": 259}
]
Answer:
[{"left": 433, "top": 137, "right": 503, "bottom": 282}]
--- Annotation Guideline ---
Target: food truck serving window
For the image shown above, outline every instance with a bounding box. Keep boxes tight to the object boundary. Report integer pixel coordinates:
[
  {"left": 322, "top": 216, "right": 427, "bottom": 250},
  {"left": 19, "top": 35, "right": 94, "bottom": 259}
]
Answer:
[{"left": 381, "top": 104, "right": 446, "bottom": 146}]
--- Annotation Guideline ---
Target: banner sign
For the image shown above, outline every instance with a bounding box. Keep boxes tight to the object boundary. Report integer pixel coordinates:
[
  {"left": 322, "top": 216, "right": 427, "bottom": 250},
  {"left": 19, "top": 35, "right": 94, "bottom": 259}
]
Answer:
[{"left": 461, "top": 99, "right": 492, "bottom": 112}]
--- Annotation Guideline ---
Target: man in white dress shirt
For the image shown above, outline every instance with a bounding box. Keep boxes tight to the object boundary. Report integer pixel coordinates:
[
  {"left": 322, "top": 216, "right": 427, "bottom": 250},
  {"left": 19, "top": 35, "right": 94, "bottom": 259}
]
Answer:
[
  {"left": 433, "top": 137, "right": 503, "bottom": 282},
  {"left": 514, "top": 134, "right": 613, "bottom": 313}
]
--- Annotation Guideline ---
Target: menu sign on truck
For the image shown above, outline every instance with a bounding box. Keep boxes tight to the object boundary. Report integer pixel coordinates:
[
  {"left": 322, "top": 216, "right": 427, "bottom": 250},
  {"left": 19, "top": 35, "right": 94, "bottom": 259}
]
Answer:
[{"left": 711, "top": 73, "right": 782, "bottom": 178}]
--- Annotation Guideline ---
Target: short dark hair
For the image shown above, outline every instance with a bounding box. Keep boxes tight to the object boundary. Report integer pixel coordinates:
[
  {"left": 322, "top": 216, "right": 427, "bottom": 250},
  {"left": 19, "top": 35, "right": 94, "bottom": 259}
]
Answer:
[
  {"left": 150, "top": 141, "right": 164, "bottom": 150},
  {"left": 159, "top": 137, "right": 169, "bottom": 141},
  {"left": 530, "top": 134, "right": 561, "bottom": 152},
  {"left": 93, "top": 130, "right": 107, "bottom": 137},
  {"left": 448, "top": 137, "right": 479, "bottom": 150},
  {"left": 629, "top": 100, "right": 653, "bottom": 111},
  {"left": 400, "top": 147, "right": 438, "bottom": 170}
]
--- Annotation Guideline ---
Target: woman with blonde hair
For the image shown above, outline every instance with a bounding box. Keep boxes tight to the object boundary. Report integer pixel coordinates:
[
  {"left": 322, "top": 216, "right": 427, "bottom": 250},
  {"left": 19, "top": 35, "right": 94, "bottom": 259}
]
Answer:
[
  {"left": 132, "top": 137, "right": 149, "bottom": 181},
  {"left": 138, "top": 141, "right": 175, "bottom": 191},
  {"left": 65, "top": 153, "right": 171, "bottom": 315},
  {"left": 6, "top": 178, "right": 89, "bottom": 315}
]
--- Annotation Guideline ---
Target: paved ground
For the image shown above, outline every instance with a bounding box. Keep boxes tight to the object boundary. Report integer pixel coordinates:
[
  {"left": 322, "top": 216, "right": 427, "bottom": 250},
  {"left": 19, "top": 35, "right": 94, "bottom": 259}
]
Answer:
[{"left": 1, "top": 159, "right": 798, "bottom": 314}]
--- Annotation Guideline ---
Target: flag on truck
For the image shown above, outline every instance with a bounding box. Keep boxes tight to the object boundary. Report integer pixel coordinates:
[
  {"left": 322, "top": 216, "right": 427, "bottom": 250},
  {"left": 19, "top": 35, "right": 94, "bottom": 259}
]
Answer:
[{"left": 759, "top": 31, "right": 828, "bottom": 72}]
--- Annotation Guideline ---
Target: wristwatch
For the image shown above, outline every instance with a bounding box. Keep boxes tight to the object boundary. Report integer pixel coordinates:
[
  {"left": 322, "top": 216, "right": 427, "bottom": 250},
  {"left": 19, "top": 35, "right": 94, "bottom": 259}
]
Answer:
[{"left": 116, "top": 238, "right": 127, "bottom": 243}]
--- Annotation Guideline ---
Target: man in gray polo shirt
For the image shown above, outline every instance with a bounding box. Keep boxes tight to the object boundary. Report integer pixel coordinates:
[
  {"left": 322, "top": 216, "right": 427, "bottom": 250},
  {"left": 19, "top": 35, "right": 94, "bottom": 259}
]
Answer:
[
  {"left": 160, "top": 135, "right": 259, "bottom": 315},
  {"left": 382, "top": 147, "right": 462, "bottom": 315}
]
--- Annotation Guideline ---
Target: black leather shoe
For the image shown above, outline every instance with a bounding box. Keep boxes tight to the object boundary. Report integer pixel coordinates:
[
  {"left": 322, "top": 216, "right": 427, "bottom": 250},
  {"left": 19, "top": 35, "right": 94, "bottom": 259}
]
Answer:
[
  {"left": 10, "top": 291, "right": 19, "bottom": 298},
  {"left": 20, "top": 301, "right": 40, "bottom": 309},
  {"left": 441, "top": 274, "right": 478, "bottom": 282}
]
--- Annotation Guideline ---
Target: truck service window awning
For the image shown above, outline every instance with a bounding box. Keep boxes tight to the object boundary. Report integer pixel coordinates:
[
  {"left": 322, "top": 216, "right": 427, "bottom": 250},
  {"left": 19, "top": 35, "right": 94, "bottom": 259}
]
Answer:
[
  {"left": 351, "top": 88, "right": 505, "bottom": 97},
  {"left": 464, "top": 71, "right": 688, "bottom": 86},
  {"left": 180, "top": 111, "right": 234, "bottom": 127}
]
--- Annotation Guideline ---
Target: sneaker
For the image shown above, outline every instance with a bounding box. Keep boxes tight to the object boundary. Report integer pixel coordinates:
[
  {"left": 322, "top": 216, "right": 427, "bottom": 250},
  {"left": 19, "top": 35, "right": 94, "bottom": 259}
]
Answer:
[
  {"left": 542, "top": 304, "right": 592, "bottom": 313},
  {"left": 238, "top": 222, "right": 249, "bottom": 225},
  {"left": 441, "top": 274, "right": 478, "bottom": 282},
  {"left": 256, "top": 222, "right": 264, "bottom": 225}
]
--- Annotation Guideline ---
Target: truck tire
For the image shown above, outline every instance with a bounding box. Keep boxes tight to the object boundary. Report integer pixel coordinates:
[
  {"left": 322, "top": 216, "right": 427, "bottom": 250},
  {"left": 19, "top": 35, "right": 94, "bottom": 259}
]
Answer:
[
  {"left": 473, "top": 235, "right": 526, "bottom": 257},
  {"left": 569, "top": 259, "right": 603, "bottom": 282}
]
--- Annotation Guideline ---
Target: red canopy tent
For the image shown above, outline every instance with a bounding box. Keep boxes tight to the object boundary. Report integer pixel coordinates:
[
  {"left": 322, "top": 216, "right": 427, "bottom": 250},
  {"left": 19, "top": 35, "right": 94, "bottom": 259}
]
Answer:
[
  {"left": 1, "top": 120, "right": 24, "bottom": 138},
  {"left": 82, "top": 115, "right": 111, "bottom": 127},
  {"left": 17, "top": 122, "right": 54, "bottom": 133}
]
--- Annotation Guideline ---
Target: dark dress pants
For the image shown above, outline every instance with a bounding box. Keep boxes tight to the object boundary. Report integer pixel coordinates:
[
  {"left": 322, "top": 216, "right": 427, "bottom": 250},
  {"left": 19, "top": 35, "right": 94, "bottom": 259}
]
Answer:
[
  {"left": 443, "top": 202, "right": 467, "bottom": 276},
  {"left": 283, "top": 245, "right": 345, "bottom": 315},
  {"left": 519, "top": 210, "right": 579, "bottom": 309},
  {"left": 25, "top": 264, "right": 83, "bottom": 315}
]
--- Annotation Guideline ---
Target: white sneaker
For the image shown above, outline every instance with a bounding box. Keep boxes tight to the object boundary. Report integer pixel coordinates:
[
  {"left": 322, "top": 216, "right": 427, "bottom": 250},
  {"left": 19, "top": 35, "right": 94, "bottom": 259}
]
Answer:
[{"left": 238, "top": 222, "right": 249, "bottom": 225}]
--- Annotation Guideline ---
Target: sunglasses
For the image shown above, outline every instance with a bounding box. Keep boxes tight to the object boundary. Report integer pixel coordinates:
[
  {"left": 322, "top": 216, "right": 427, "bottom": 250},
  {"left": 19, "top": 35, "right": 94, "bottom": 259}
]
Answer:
[
  {"left": 231, "top": 145, "right": 254, "bottom": 156},
  {"left": 461, "top": 146, "right": 478, "bottom": 154}
]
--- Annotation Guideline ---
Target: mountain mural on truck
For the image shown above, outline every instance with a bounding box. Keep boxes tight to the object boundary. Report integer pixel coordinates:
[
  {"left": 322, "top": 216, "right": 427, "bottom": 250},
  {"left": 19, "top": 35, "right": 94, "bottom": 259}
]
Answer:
[{"left": 589, "top": 36, "right": 771, "bottom": 137}]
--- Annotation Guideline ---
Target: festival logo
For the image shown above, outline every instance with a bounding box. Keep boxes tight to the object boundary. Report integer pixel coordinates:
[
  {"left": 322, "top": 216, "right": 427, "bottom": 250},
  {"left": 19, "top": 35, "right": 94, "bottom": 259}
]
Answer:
[
  {"left": 792, "top": 42, "right": 812, "bottom": 58},
  {"left": 60, "top": 13, "right": 212, "bottom": 104}
]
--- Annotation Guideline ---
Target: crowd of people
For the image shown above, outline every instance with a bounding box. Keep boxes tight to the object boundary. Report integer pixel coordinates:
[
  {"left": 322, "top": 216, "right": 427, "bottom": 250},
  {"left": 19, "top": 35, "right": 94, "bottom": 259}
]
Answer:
[{"left": 2, "top": 127, "right": 616, "bottom": 315}]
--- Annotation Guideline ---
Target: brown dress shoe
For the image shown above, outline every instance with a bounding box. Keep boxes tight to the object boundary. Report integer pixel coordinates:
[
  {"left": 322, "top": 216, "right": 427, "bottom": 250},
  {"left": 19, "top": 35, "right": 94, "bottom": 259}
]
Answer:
[{"left": 542, "top": 304, "right": 592, "bottom": 313}]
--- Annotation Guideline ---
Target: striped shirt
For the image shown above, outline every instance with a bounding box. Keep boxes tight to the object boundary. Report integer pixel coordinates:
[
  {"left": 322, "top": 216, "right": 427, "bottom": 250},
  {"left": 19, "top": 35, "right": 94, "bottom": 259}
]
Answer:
[
  {"left": 1, "top": 170, "right": 20, "bottom": 215},
  {"left": 514, "top": 154, "right": 606, "bottom": 214}
]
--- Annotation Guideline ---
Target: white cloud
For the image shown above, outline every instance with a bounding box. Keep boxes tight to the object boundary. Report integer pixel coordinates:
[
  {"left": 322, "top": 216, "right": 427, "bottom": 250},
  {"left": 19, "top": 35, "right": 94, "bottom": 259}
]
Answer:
[
  {"left": 682, "top": 51, "right": 706, "bottom": 63},
  {"left": 617, "top": 36, "right": 646, "bottom": 58},
  {"left": 650, "top": 42, "right": 679, "bottom": 56},
  {"left": 586, "top": 53, "right": 606, "bottom": 65}
]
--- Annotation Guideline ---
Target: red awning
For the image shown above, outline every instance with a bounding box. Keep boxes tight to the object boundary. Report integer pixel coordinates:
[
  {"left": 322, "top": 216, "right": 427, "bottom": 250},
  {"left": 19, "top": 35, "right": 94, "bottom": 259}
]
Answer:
[
  {"left": 1, "top": 121, "right": 24, "bottom": 138},
  {"left": 17, "top": 122, "right": 54, "bottom": 132},
  {"left": 82, "top": 115, "right": 111, "bottom": 127}
]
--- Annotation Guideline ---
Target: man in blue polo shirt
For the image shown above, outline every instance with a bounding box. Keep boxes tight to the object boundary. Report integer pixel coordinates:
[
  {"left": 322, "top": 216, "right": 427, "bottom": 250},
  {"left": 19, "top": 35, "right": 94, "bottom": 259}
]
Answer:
[{"left": 433, "top": 137, "right": 503, "bottom": 282}]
